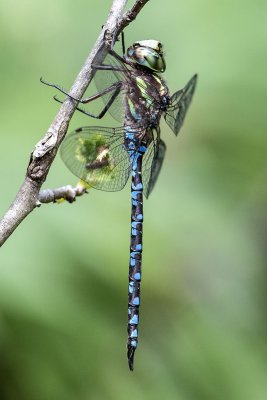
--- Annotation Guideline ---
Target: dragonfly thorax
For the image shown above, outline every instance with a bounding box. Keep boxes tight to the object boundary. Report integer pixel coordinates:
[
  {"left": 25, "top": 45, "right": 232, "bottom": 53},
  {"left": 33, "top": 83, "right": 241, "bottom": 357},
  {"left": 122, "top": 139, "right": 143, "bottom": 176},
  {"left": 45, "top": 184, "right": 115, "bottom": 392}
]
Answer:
[{"left": 126, "top": 40, "right": 166, "bottom": 73}]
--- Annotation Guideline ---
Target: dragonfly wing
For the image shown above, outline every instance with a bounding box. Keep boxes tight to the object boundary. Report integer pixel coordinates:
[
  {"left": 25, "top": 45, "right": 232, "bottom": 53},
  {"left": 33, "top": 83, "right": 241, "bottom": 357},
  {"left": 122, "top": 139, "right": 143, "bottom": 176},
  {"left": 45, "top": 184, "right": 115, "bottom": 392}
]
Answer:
[
  {"left": 165, "top": 74, "right": 197, "bottom": 136},
  {"left": 60, "top": 126, "right": 131, "bottom": 191},
  {"left": 142, "top": 136, "right": 166, "bottom": 198},
  {"left": 93, "top": 53, "right": 128, "bottom": 123}
]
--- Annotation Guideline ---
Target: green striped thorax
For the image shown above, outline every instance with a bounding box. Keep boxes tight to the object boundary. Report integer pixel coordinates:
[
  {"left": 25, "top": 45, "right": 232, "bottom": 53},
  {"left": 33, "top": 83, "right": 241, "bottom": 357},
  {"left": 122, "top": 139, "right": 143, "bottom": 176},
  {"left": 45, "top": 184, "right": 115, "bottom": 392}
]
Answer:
[{"left": 126, "top": 40, "right": 166, "bottom": 73}]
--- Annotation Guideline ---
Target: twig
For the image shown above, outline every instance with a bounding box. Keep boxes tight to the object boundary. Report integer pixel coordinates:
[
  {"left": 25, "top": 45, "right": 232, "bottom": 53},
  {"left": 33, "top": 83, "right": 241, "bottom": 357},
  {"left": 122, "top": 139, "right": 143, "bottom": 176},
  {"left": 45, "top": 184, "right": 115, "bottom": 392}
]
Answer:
[
  {"left": 0, "top": 0, "right": 150, "bottom": 247},
  {"left": 120, "top": 0, "right": 149, "bottom": 32},
  {"left": 38, "top": 184, "right": 87, "bottom": 204}
]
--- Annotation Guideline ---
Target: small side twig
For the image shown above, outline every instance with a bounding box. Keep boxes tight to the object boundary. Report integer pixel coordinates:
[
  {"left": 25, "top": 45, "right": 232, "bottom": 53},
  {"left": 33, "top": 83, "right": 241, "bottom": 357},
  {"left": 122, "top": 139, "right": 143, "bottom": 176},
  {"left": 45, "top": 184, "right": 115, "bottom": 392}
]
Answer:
[
  {"left": 0, "top": 0, "right": 150, "bottom": 247},
  {"left": 121, "top": 0, "right": 149, "bottom": 29},
  {"left": 38, "top": 184, "right": 87, "bottom": 205}
]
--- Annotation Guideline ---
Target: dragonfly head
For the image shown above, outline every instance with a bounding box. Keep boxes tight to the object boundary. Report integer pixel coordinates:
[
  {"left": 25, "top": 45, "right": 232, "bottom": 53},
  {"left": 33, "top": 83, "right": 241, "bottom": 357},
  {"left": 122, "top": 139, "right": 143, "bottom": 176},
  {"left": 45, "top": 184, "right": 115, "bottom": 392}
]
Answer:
[{"left": 126, "top": 40, "right": 166, "bottom": 73}]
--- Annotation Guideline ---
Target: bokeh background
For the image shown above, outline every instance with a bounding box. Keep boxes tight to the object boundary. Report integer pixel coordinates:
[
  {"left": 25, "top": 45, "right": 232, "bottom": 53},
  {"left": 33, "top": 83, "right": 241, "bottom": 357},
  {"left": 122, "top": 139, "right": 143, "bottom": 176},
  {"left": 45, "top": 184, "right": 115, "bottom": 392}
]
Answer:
[{"left": 0, "top": 0, "right": 267, "bottom": 399}]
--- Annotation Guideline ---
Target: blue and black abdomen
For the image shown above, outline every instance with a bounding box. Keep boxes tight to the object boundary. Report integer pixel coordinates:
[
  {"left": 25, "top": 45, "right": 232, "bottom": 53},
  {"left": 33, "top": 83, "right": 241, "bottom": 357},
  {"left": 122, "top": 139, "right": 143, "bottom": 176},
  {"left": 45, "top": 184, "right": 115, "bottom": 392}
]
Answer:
[{"left": 127, "top": 146, "right": 145, "bottom": 371}]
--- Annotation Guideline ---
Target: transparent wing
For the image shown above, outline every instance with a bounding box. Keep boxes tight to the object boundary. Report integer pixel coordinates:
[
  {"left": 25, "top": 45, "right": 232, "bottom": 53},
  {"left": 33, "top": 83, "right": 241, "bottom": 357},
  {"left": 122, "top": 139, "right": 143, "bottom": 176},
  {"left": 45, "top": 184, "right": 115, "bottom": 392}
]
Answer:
[
  {"left": 145, "top": 139, "right": 166, "bottom": 197},
  {"left": 93, "top": 53, "right": 128, "bottom": 123},
  {"left": 142, "top": 129, "right": 166, "bottom": 198},
  {"left": 165, "top": 74, "right": 197, "bottom": 136},
  {"left": 60, "top": 126, "right": 132, "bottom": 192}
]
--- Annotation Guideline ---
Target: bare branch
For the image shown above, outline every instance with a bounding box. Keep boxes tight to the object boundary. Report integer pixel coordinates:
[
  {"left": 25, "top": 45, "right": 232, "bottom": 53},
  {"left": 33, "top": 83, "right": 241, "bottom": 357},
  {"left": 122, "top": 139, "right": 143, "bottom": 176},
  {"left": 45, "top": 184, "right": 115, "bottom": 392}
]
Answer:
[
  {"left": 0, "top": 0, "right": 150, "bottom": 247},
  {"left": 38, "top": 184, "right": 87, "bottom": 204},
  {"left": 120, "top": 0, "right": 150, "bottom": 33}
]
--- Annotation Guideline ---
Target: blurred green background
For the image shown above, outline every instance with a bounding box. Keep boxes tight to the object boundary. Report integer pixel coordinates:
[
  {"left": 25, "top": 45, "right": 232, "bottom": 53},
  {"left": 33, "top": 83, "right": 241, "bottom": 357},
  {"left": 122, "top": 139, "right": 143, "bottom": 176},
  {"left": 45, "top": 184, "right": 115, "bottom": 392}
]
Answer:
[{"left": 0, "top": 0, "right": 267, "bottom": 399}]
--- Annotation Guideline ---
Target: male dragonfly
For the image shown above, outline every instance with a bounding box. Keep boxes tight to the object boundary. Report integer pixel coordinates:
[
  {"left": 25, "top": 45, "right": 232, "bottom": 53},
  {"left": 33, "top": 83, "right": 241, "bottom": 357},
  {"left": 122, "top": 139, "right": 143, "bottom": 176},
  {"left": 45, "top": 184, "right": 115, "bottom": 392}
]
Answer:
[{"left": 41, "top": 34, "right": 197, "bottom": 370}]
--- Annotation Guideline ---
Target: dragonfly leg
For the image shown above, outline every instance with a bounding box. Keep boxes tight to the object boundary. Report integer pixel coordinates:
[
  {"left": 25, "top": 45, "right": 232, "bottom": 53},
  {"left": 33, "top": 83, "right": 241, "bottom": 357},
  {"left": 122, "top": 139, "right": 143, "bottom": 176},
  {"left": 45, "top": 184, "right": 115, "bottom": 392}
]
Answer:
[
  {"left": 54, "top": 81, "right": 121, "bottom": 119},
  {"left": 41, "top": 77, "right": 121, "bottom": 104},
  {"left": 40, "top": 77, "right": 82, "bottom": 101},
  {"left": 74, "top": 81, "right": 122, "bottom": 105},
  {"left": 109, "top": 49, "right": 128, "bottom": 65},
  {"left": 92, "top": 64, "right": 125, "bottom": 72},
  {"left": 110, "top": 28, "right": 125, "bottom": 54},
  {"left": 41, "top": 74, "right": 121, "bottom": 119},
  {"left": 121, "top": 31, "right": 126, "bottom": 55}
]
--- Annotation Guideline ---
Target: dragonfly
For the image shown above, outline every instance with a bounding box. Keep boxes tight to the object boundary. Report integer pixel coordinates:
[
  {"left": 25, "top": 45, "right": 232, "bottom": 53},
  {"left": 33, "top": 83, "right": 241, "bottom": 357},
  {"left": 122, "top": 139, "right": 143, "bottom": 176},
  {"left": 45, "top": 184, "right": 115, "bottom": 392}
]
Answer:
[{"left": 41, "top": 33, "right": 197, "bottom": 371}]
